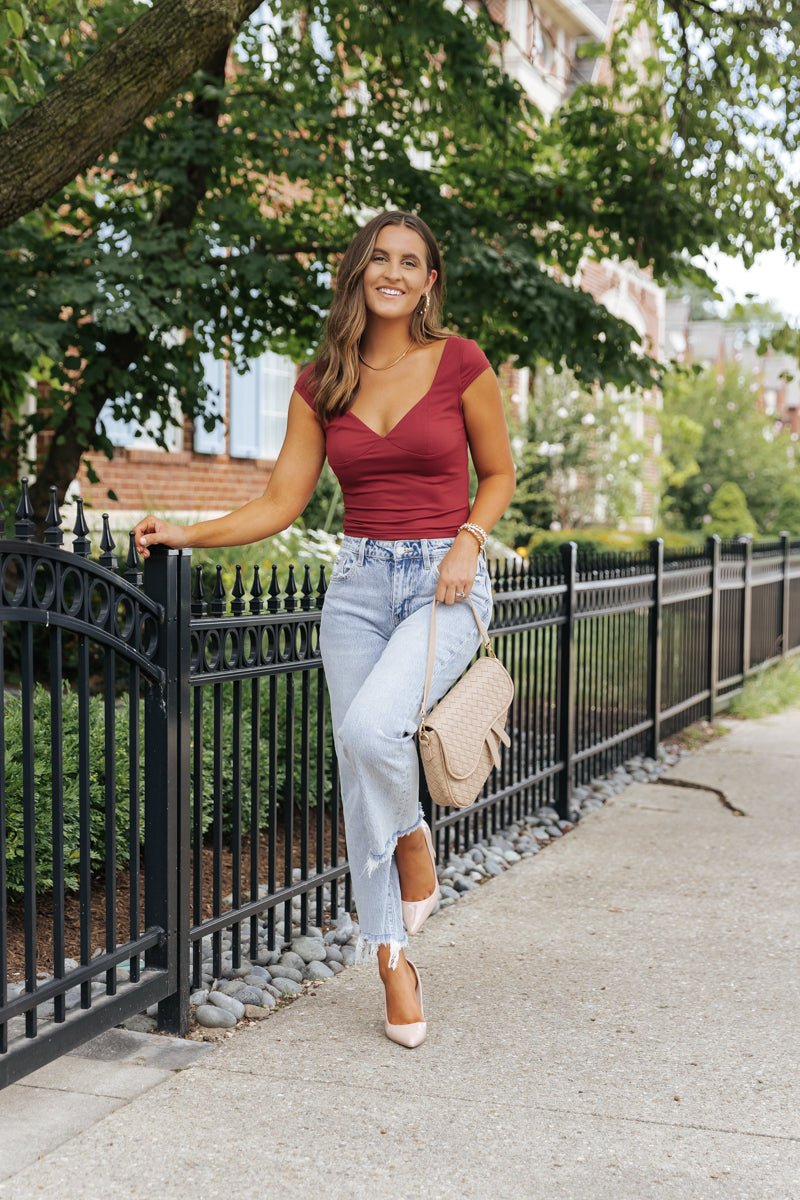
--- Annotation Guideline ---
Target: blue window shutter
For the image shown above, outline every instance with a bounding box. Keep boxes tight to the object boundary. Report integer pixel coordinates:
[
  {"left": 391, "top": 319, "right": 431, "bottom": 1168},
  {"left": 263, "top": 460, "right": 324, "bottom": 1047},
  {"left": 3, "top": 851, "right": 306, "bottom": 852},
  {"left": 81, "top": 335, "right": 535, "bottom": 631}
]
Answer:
[
  {"left": 229, "top": 359, "right": 262, "bottom": 459},
  {"left": 194, "top": 353, "right": 227, "bottom": 454}
]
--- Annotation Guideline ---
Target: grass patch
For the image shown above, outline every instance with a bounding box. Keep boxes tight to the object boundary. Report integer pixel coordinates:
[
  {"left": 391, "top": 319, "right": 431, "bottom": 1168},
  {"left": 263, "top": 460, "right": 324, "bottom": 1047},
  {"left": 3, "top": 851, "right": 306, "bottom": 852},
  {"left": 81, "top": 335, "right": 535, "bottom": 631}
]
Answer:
[
  {"left": 727, "top": 656, "right": 800, "bottom": 720},
  {"left": 673, "top": 720, "right": 731, "bottom": 752}
]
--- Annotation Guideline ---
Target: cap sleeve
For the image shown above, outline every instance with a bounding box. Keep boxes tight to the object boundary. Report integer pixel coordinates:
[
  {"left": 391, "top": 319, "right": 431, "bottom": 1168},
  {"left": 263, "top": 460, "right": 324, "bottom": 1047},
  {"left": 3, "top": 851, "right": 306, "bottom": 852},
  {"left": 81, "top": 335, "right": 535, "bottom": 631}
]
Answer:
[
  {"left": 294, "top": 362, "right": 318, "bottom": 409},
  {"left": 459, "top": 338, "right": 492, "bottom": 392}
]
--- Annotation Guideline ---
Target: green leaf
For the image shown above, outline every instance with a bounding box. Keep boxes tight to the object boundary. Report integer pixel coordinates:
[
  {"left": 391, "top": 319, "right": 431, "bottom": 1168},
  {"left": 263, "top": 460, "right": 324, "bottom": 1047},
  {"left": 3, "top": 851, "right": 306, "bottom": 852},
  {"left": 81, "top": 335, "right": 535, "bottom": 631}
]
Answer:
[{"left": 5, "top": 6, "right": 24, "bottom": 37}]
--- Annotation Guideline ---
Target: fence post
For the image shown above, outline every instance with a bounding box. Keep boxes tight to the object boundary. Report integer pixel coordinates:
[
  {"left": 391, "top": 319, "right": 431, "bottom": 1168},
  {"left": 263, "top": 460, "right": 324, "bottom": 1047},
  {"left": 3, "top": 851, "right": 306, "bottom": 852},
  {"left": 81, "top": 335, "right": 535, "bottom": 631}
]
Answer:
[
  {"left": 739, "top": 535, "right": 752, "bottom": 681},
  {"left": 780, "top": 531, "right": 790, "bottom": 658},
  {"left": 557, "top": 542, "right": 577, "bottom": 820},
  {"left": 143, "top": 545, "right": 191, "bottom": 1035},
  {"left": 647, "top": 538, "right": 663, "bottom": 758},
  {"left": 706, "top": 535, "right": 721, "bottom": 722}
]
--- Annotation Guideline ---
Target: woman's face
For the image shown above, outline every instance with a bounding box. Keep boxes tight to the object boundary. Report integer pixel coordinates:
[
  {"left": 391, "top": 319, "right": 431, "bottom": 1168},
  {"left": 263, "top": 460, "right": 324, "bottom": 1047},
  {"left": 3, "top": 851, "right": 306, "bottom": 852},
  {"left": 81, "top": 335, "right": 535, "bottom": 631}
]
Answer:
[{"left": 361, "top": 224, "right": 437, "bottom": 322}]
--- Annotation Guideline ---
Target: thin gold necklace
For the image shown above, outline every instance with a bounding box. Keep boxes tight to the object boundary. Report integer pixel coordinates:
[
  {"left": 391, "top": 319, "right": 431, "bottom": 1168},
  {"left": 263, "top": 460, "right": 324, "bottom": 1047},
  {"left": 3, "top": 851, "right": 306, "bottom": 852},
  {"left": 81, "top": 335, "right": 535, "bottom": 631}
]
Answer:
[{"left": 358, "top": 341, "right": 414, "bottom": 371}]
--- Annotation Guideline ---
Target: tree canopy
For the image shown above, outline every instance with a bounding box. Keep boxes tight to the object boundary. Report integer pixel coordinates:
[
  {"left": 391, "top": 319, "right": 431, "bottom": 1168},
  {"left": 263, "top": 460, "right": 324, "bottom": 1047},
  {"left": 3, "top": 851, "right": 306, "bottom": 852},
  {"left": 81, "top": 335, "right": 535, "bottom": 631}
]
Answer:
[
  {"left": 1, "top": 0, "right": 798, "bottom": 519},
  {"left": 659, "top": 361, "right": 799, "bottom": 534}
]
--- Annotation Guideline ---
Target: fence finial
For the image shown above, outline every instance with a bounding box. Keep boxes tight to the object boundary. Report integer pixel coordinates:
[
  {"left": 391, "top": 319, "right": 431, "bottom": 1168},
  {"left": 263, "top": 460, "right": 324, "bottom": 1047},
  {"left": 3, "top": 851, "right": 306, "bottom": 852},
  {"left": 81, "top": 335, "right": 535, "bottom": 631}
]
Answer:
[
  {"left": 316, "top": 563, "right": 327, "bottom": 608},
  {"left": 284, "top": 563, "right": 297, "bottom": 612},
  {"left": 72, "top": 497, "right": 91, "bottom": 557},
  {"left": 210, "top": 564, "right": 227, "bottom": 616},
  {"left": 99, "top": 514, "right": 117, "bottom": 569},
  {"left": 300, "top": 564, "right": 314, "bottom": 611},
  {"left": 191, "top": 564, "right": 208, "bottom": 616},
  {"left": 267, "top": 564, "right": 281, "bottom": 612},
  {"left": 249, "top": 565, "right": 264, "bottom": 615},
  {"left": 44, "top": 486, "right": 63, "bottom": 546},
  {"left": 125, "top": 531, "right": 143, "bottom": 586},
  {"left": 231, "top": 565, "right": 245, "bottom": 616},
  {"left": 14, "top": 477, "right": 35, "bottom": 541}
]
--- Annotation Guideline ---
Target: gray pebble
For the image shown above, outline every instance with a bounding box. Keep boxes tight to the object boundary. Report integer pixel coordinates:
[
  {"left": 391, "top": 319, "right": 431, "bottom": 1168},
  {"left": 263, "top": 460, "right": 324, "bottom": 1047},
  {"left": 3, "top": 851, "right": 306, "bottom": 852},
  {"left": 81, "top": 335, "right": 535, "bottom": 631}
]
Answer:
[
  {"left": 259, "top": 991, "right": 277, "bottom": 1008},
  {"left": 244, "top": 973, "right": 271, "bottom": 988},
  {"left": 235, "top": 987, "right": 265, "bottom": 1007},
  {"left": 256, "top": 949, "right": 281, "bottom": 966},
  {"left": 340, "top": 946, "right": 356, "bottom": 966},
  {"left": 328, "top": 961, "right": 344, "bottom": 975},
  {"left": 208, "top": 992, "right": 245, "bottom": 1019},
  {"left": 218, "top": 979, "right": 247, "bottom": 996},
  {"left": 324, "top": 945, "right": 344, "bottom": 964},
  {"left": 453, "top": 876, "right": 478, "bottom": 892},
  {"left": 245, "top": 964, "right": 271, "bottom": 981},
  {"left": 439, "top": 884, "right": 460, "bottom": 900},
  {"left": 196, "top": 1004, "right": 237, "bottom": 1029},
  {"left": 270, "top": 977, "right": 302, "bottom": 996},
  {"left": 189, "top": 989, "right": 209, "bottom": 1007},
  {"left": 279, "top": 951, "right": 306, "bottom": 972},
  {"left": 272, "top": 965, "right": 303, "bottom": 983},
  {"left": 306, "top": 961, "right": 334, "bottom": 981},
  {"left": 291, "top": 936, "right": 327, "bottom": 963}
]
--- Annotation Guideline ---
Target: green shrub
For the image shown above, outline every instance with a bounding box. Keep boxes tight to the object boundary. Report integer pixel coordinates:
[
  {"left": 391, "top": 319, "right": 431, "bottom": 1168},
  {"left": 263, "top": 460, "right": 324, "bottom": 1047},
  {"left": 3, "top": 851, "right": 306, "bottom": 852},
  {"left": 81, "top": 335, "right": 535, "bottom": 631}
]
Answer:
[
  {"left": 3, "top": 684, "right": 141, "bottom": 897},
  {"left": 707, "top": 481, "right": 757, "bottom": 538}
]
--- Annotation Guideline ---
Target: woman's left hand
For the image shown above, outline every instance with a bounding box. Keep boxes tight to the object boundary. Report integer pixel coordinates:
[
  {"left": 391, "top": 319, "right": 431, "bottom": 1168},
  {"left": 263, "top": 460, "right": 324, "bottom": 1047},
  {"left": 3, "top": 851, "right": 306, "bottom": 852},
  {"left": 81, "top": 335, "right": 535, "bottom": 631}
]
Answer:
[{"left": 435, "top": 535, "right": 481, "bottom": 604}]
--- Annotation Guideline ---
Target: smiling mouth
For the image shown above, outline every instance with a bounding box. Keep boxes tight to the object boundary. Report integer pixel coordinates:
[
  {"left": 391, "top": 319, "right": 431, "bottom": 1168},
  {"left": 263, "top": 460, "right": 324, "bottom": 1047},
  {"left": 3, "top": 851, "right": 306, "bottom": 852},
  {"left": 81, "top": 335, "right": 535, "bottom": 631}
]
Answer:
[{"left": 376, "top": 288, "right": 404, "bottom": 297}]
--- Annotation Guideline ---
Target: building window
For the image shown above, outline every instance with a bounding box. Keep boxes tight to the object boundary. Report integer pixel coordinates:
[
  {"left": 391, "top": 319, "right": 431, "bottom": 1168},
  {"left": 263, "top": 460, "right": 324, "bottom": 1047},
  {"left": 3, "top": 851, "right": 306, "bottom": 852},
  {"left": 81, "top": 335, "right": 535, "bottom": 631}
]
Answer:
[
  {"left": 229, "top": 350, "right": 295, "bottom": 460},
  {"left": 194, "top": 353, "right": 227, "bottom": 455},
  {"left": 98, "top": 391, "right": 183, "bottom": 453}
]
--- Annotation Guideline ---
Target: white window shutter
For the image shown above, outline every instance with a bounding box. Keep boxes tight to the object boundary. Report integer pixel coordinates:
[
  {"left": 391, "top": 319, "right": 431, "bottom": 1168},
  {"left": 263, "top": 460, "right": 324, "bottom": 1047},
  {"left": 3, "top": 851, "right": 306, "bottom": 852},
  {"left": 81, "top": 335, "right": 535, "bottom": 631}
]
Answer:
[
  {"left": 261, "top": 351, "right": 294, "bottom": 459},
  {"left": 194, "top": 353, "right": 227, "bottom": 455},
  {"left": 229, "top": 359, "right": 262, "bottom": 459}
]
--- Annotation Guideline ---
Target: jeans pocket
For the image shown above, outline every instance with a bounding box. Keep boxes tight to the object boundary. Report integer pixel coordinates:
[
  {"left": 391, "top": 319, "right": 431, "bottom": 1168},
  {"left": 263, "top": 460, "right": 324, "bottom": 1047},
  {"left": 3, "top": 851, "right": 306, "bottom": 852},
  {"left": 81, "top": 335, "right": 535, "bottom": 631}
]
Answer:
[{"left": 330, "top": 550, "right": 357, "bottom": 582}]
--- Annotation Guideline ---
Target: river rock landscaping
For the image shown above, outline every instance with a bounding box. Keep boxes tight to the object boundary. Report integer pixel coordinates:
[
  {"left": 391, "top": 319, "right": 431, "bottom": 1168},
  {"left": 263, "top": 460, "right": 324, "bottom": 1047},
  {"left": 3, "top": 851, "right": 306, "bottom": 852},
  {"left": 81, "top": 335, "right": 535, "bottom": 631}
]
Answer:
[
  {"left": 3, "top": 740, "right": 695, "bottom": 1049},
  {"left": 152, "top": 739, "right": 693, "bottom": 1041}
]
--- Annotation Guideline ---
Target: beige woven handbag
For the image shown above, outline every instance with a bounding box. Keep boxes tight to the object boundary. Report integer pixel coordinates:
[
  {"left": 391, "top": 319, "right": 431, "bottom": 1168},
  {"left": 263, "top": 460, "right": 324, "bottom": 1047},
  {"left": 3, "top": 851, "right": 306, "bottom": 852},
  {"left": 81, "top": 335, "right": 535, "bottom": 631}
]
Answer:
[{"left": 417, "top": 597, "right": 514, "bottom": 809}]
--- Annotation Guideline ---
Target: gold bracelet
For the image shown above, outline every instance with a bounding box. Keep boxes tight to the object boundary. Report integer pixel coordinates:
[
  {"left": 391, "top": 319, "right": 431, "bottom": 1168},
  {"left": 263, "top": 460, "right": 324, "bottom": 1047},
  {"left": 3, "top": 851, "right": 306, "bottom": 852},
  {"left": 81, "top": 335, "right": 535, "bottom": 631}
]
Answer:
[{"left": 457, "top": 522, "right": 487, "bottom": 551}]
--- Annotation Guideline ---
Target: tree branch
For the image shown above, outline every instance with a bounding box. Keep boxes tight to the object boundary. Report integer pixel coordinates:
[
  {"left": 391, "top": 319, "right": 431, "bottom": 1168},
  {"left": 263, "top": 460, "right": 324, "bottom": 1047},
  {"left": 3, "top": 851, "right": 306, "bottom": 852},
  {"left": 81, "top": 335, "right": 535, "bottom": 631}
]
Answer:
[{"left": 0, "top": 0, "right": 262, "bottom": 228}]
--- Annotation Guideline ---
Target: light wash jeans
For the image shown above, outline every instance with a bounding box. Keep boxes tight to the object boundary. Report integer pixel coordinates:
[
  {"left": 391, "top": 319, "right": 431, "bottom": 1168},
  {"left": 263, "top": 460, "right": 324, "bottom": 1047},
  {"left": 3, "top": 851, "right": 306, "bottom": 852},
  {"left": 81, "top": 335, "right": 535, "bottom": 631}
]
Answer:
[{"left": 319, "top": 535, "right": 494, "bottom": 969}]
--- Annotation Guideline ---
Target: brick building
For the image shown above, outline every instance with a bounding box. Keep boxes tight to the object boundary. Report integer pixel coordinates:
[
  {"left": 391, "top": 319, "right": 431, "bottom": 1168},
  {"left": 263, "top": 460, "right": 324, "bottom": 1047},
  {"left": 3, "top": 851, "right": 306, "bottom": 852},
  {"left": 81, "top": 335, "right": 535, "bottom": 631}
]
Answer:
[{"left": 490, "top": 0, "right": 665, "bottom": 531}]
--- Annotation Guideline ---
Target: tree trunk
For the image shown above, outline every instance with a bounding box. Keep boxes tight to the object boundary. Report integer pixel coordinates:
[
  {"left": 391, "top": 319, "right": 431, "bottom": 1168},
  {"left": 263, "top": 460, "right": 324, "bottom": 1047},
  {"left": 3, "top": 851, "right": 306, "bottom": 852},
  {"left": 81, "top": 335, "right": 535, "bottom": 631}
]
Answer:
[
  {"left": 0, "top": 0, "right": 262, "bottom": 228},
  {"left": 27, "top": 43, "right": 230, "bottom": 532}
]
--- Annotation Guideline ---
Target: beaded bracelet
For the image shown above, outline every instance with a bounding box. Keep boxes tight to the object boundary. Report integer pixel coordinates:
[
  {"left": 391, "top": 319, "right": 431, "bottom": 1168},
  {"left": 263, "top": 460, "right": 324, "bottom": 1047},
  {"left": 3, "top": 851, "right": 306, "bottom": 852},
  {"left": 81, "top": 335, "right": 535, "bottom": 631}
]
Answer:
[{"left": 457, "top": 521, "right": 488, "bottom": 551}]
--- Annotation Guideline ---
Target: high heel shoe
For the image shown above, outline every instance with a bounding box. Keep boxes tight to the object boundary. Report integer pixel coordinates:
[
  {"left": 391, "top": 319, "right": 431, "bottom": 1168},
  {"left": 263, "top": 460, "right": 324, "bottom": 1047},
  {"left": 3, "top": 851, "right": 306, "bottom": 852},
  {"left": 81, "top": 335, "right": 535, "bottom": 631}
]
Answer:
[
  {"left": 401, "top": 820, "right": 440, "bottom": 936},
  {"left": 384, "top": 959, "right": 426, "bottom": 1048}
]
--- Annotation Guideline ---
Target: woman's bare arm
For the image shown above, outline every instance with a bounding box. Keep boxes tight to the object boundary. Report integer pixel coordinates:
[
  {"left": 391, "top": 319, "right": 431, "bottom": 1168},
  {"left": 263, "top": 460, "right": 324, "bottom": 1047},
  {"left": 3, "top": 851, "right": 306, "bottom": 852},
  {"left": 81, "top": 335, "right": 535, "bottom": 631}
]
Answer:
[
  {"left": 133, "top": 392, "right": 326, "bottom": 558},
  {"left": 434, "top": 365, "right": 517, "bottom": 602}
]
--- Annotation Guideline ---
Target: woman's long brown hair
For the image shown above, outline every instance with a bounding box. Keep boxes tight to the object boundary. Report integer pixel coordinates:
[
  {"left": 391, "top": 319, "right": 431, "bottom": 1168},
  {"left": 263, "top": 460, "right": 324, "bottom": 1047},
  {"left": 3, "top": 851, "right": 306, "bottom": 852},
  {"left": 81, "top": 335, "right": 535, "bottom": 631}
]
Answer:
[{"left": 309, "top": 210, "right": 449, "bottom": 423}]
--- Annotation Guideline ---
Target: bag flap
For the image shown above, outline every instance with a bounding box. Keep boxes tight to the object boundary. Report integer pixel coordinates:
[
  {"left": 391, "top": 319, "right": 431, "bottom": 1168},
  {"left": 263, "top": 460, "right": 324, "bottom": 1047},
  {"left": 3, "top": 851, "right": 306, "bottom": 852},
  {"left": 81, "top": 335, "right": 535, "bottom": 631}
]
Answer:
[{"left": 420, "top": 658, "right": 514, "bottom": 780}]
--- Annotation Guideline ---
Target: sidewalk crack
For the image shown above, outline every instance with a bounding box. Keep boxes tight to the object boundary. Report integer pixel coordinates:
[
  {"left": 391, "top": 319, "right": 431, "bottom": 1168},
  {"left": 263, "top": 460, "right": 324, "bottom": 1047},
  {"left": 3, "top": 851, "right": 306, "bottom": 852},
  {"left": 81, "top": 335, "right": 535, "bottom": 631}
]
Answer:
[{"left": 655, "top": 777, "right": 748, "bottom": 817}]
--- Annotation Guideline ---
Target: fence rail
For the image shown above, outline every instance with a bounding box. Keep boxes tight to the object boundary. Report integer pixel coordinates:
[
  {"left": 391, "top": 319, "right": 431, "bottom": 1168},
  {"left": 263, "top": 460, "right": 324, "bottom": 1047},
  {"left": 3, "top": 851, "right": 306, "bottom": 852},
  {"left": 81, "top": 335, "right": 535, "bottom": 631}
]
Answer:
[{"left": 2, "top": 478, "right": 799, "bottom": 1087}]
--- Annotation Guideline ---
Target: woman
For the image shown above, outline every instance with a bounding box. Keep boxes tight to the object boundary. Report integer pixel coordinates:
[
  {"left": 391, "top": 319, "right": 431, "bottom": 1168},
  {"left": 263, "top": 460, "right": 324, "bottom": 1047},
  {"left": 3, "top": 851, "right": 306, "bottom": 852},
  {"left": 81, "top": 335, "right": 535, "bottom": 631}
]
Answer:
[{"left": 133, "top": 210, "right": 516, "bottom": 1048}]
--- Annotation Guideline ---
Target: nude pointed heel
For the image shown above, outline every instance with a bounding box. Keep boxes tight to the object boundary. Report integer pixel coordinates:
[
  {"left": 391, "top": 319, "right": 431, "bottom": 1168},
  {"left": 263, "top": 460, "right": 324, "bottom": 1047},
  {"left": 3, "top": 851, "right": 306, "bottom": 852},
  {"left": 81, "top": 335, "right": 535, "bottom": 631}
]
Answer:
[
  {"left": 384, "top": 960, "right": 427, "bottom": 1048},
  {"left": 401, "top": 820, "right": 440, "bottom": 936}
]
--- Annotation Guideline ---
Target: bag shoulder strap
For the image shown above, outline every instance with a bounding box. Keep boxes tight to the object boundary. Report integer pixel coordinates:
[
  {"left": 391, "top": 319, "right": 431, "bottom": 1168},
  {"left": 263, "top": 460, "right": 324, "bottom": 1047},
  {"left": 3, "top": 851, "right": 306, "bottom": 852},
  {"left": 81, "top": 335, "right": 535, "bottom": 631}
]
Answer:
[{"left": 420, "top": 597, "right": 495, "bottom": 721}]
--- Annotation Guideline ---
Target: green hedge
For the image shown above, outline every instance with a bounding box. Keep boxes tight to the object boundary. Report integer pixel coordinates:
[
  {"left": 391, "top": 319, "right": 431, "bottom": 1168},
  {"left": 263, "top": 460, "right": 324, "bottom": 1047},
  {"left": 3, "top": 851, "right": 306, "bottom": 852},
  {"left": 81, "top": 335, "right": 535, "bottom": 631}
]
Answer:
[
  {"left": 3, "top": 675, "right": 334, "bottom": 898},
  {"left": 3, "top": 684, "right": 139, "bottom": 898}
]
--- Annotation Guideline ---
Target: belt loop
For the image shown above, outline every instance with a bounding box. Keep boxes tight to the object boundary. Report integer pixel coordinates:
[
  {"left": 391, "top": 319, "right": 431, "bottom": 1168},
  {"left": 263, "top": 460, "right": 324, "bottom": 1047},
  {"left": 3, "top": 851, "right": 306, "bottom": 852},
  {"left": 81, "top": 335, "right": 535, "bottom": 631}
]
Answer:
[
  {"left": 421, "top": 540, "right": 431, "bottom": 570},
  {"left": 357, "top": 537, "right": 367, "bottom": 566}
]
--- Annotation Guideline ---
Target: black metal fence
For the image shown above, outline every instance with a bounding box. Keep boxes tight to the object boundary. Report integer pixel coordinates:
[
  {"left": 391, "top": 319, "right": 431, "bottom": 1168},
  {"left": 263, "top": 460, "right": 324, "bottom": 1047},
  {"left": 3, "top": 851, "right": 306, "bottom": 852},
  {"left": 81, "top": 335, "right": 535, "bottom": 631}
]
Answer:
[{"left": 1, "top": 478, "right": 799, "bottom": 1087}]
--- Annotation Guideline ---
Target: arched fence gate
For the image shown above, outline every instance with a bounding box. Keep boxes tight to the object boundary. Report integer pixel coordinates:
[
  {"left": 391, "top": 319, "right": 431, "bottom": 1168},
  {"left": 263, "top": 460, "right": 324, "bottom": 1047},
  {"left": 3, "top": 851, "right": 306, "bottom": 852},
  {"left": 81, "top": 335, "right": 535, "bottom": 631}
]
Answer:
[{"left": 1, "top": 479, "right": 799, "bottom": 1087}]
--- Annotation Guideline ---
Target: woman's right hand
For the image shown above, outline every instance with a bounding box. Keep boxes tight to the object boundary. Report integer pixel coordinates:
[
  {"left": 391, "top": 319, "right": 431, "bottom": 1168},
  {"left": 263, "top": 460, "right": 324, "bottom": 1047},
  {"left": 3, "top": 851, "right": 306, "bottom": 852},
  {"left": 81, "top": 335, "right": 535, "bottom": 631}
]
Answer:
[{"left": 132, "top": 516, "right": 189, "bottom": 560}]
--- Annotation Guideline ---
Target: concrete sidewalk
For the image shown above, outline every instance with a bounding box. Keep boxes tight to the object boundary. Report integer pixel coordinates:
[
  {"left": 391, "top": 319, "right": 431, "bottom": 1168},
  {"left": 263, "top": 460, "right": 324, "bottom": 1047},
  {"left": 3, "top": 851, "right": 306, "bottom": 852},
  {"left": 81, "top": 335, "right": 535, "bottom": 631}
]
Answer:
[{"left": 1, "top": 709, "right": 798, "bottom": 1200}]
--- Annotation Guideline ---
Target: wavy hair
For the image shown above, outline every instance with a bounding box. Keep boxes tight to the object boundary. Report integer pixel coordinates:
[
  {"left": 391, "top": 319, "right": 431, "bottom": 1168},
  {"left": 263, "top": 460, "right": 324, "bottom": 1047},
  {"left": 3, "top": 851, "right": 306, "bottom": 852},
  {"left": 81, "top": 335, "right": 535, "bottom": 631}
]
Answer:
[{"left": 310, "top": 210, "right": 449, "bottom": 423}]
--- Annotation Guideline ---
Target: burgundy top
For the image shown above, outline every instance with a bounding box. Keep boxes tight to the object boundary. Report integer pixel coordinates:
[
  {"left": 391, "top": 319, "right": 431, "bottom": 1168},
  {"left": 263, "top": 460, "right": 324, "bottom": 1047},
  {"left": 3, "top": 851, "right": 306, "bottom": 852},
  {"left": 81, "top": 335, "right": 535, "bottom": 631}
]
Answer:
[{"left": 294, "top": 335, "right": 492, "bottom": 539}]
